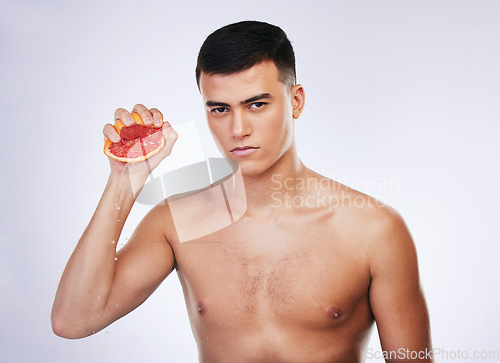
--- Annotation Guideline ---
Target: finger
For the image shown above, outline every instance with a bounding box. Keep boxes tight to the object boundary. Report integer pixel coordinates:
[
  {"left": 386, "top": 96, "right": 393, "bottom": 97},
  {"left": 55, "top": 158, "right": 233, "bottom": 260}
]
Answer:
[
  {"left": 132, "top": 104, "right": 154, "bottom": 126},
  {"left": 150, "top": 108, "right": 163, "bottom": 127},
  {"left": 114, "top": 108, "right": 135, "bottom": 126},
  {"left": 103, "top": 123, "right": 120, "bottom": 143}
]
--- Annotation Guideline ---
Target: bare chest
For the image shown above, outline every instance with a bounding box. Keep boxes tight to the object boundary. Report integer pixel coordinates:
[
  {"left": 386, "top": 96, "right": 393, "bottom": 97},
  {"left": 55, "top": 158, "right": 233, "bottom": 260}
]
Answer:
[{"left": 173, "top": 215, "right": 371, "bottom": 330}]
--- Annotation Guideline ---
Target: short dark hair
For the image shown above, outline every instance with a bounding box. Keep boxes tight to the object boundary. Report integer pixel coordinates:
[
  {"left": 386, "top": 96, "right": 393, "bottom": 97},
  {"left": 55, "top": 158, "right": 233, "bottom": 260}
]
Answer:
[{"left": 195, "top": 20, "right": 296, "bottom": 88}]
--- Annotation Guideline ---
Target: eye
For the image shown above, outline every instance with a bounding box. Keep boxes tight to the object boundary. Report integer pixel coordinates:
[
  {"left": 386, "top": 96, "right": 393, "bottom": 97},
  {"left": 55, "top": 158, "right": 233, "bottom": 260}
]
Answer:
[
  {"left": 211, "top": 107, "right": 229, "bottom": 114},
  {"left": 249, "top": 102, "right": 267, "bottom": 109}
]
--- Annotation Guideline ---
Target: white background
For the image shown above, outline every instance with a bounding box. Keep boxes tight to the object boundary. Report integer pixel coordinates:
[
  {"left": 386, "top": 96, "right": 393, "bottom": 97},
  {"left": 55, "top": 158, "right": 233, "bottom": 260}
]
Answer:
[{"left": 1, "top": 0, "right": 499, "bottom": 362}]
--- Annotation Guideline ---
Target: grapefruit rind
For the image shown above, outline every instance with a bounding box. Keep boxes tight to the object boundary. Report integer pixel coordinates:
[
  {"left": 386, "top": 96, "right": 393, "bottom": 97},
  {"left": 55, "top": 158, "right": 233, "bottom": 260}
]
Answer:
[{"left": 103, "top": 112, "right": 165, "bottom": 163}]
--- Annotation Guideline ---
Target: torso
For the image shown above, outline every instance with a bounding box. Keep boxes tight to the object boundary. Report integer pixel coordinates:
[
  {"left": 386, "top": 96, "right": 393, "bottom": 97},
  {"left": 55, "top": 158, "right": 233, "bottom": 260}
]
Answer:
[{"left": 164, "top": 176, "right": 378, "bottom": 362}]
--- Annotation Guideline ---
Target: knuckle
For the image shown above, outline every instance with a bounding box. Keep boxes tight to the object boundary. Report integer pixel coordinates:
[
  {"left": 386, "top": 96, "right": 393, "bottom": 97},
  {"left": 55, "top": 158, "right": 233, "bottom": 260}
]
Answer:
[
  {"left": 132, "top": 103, "right": 147, "bottom": 112},
  {"left": 150, "top": 107, "right": 163, "bottom": 116},
  {"left": 114, "top": 108, "right": 127, "bottom": 118},
  {"left": 103, "top": 123, "right": 112, "bottom": 133}
]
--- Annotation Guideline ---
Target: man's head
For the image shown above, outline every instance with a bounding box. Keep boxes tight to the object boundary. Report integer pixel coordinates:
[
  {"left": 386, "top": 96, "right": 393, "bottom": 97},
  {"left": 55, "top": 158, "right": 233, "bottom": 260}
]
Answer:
[
  {"left": 196, "top": 20, "right": 296, "bottom": 89},
  {"left": 196, "top": 21, "right": 305, "bottom": 177}
]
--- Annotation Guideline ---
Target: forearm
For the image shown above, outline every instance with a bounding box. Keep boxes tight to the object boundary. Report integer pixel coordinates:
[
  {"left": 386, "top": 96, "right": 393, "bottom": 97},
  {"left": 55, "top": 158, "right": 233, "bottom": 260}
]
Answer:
[{"left": 51, "top": 171, "right": 145, "bottom": 337}]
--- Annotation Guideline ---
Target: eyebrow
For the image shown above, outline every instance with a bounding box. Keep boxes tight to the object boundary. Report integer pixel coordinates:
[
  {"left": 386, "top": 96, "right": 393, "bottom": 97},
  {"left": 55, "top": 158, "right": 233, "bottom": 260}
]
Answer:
[{"left": 205, "top": 93, "right": 272, "bottom": 108}]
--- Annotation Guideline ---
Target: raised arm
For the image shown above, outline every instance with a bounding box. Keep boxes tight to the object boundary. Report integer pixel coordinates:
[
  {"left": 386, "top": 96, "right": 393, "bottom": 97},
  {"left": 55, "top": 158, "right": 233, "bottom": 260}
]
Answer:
[
  {"left": 368, "top": 208, "right": 433, "bottom": 362},
  {"left": 51, "top": 105, "right": 178, "bottom": 339}
]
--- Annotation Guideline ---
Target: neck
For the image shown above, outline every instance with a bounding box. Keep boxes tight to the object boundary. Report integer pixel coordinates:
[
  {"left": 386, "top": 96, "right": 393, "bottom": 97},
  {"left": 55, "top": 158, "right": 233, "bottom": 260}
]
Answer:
[{"left": 236, "top": 146, "right": 311, "bottom": 217}]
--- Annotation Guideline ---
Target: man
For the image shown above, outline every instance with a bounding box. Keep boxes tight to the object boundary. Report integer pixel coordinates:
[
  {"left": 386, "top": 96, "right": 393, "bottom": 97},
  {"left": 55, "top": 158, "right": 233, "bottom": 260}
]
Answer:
[{"left": 52, "top": 21, "right": 433, "bottom": 362}]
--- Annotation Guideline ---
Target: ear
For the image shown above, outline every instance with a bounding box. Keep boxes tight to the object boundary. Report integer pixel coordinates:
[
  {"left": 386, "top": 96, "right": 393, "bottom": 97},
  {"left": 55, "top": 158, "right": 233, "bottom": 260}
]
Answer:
[{"left": 290, "top": 84, "right": 305, "bottom": 119}]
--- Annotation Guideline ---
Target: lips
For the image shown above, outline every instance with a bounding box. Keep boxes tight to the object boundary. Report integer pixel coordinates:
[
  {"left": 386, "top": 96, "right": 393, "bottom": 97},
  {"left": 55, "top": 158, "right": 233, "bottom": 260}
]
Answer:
[
  {"left": 230, "top": 146, "right": 259, "bottom": 156},
  {"left": 231, "top": 146, "right": 258, "bottom": 152}
]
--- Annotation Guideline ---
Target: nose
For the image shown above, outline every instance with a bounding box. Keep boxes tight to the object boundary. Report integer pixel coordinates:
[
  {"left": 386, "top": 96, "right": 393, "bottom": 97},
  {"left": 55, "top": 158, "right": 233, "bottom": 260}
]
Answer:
[{"left": 231, "top": 110, "right": 252, "bottom": 139}]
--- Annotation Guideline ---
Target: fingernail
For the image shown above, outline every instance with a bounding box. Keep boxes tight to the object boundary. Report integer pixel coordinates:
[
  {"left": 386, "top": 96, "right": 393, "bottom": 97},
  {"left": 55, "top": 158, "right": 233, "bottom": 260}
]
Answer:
[{"left": 128, "top": 117, "right": 134, "bottom": 125}]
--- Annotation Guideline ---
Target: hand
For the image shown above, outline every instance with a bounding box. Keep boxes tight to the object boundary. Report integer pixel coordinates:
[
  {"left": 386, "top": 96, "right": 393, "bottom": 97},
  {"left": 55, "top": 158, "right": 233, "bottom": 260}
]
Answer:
[{"left": 103, "top": 104, "right": 178, "bottom": 183}]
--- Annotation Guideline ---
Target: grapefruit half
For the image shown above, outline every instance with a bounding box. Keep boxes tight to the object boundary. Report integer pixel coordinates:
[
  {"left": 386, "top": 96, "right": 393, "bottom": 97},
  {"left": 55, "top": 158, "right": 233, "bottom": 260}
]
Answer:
[{"left": 104, "top": 112, "right": 165, "bottom": 163}]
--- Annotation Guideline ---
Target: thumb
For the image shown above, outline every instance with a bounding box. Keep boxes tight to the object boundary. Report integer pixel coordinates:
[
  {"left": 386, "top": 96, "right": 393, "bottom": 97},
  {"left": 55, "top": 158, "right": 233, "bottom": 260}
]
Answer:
[{"left": 157, "top": 122, "right": 178, "bottom": 158}]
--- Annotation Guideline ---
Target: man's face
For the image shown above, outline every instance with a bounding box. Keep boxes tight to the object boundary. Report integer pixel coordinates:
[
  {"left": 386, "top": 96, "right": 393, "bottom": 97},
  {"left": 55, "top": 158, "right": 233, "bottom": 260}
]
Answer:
[{"left": 199, "top": 61, "right": 303, "bottom": 177}]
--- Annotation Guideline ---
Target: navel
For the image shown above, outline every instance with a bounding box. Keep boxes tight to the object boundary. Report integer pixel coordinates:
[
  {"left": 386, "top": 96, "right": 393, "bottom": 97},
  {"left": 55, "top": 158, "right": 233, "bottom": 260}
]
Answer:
[
  {"left": 198, "top": 300, "right": 207, "bottom": 315},
  {"left": 327, "top": 306, "right": 343, "bottom": 320}
]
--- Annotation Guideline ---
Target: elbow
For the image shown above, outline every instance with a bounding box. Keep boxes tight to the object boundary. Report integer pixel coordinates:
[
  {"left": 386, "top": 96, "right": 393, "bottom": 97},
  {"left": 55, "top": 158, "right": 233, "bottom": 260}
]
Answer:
[
  {"left": 50, "top": 310, "right": 88, "bottom": 339},
  {"left": 51, "top": 316, "right": 78, "bottom": 339}
]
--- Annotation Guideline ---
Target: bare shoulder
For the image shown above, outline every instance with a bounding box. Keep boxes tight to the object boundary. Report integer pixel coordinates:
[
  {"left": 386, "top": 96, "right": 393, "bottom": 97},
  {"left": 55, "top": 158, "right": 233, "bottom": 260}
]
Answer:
[
  {"left": 308, "top": 170, "right": 413, "bottom": 257},
  {"left": 322, "top": 179, "right": 418, "bottom": 279},
  {"left": 339, "top": 187, "right": 408, "bottom": 244},
  {"left": 340, "top": 185, "right": 411, "bottom": 248}
]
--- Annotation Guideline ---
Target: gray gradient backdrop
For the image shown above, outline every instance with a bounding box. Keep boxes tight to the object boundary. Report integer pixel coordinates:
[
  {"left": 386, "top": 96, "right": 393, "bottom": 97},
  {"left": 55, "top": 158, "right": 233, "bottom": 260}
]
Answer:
[{"left": 1, "top": 0, "right": 499, "bottom": 362}]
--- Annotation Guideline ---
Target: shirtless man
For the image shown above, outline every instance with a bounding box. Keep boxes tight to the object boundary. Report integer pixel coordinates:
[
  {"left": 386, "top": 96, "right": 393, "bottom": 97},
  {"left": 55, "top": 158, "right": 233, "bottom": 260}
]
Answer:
[{"left": 51, "top": 21, "right": 433, "bottom": 362}]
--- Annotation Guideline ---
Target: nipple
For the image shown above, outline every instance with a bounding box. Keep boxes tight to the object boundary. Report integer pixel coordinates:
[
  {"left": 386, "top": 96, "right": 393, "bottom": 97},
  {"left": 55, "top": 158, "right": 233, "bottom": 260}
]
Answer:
[
  {"left": 327, "top": 306, "right": 343, "bottom": 320},
  {"left": 198, "top": 301, "right": 207, "bottom": 315}
]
